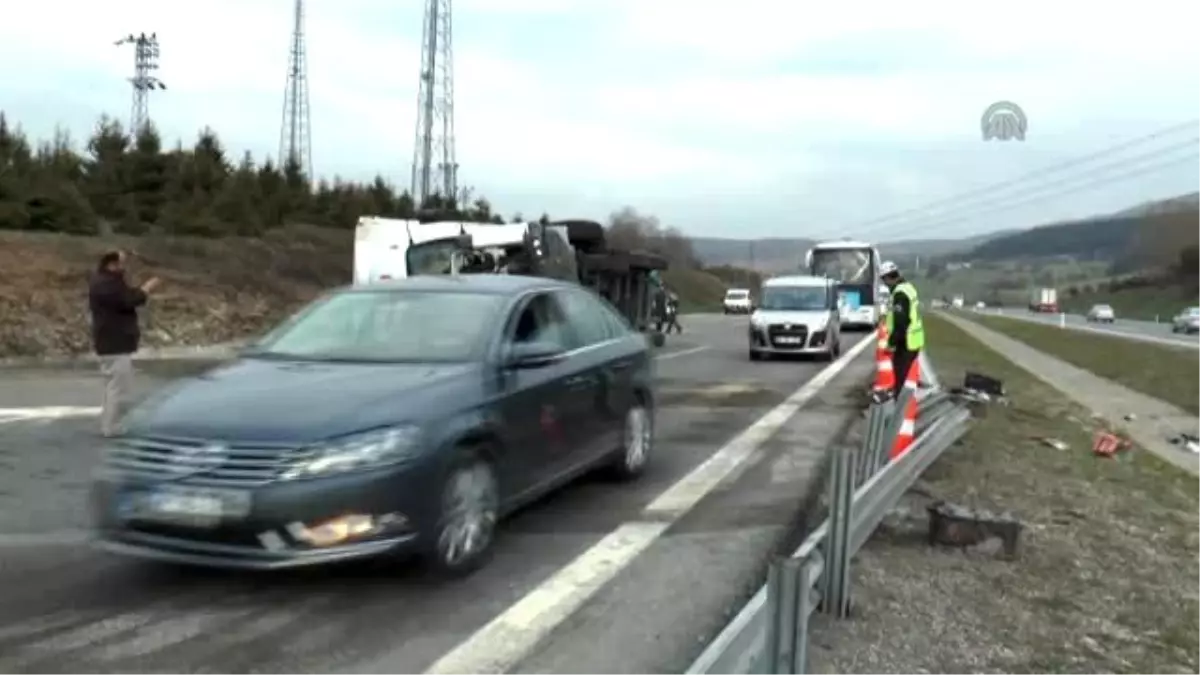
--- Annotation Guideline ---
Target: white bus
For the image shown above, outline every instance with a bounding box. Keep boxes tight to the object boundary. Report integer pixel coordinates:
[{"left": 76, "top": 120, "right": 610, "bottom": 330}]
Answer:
[{"left": 804, "top": 239, "right": 887, "bottom": 330}]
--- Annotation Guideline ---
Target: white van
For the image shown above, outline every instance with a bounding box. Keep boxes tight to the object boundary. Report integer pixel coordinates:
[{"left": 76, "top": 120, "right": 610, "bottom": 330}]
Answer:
[
  {"left": 748, "top": 275, "right": 841, "bottom": 361},
  {"left": 723, "top": 288, "right": 753, "bottom": 314}
]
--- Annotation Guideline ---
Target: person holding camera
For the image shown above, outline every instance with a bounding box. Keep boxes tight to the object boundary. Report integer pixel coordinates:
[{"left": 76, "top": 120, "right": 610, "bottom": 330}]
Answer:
[{"left": 88, "top": 250, "right": 160, "bottom": 437}]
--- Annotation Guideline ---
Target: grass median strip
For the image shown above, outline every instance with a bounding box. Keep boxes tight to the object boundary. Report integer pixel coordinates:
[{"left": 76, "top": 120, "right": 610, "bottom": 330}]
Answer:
[
  {"left": 808, "top": 314, "right": 1198, "bottom": 674},
  {"left": 969, "top": 314, "right": 1199, "bottom": 415}
]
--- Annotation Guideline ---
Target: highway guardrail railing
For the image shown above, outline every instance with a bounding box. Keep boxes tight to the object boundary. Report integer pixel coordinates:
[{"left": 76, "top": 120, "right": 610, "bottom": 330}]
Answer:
[{"left": 687, "top": 354, "right": 972, "bottom": 674}]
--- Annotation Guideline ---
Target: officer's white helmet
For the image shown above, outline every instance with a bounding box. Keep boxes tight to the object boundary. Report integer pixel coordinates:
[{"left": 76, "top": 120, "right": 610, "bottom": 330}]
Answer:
[{"left": 878, "top": 261, "right": 900, "bottom": 277}]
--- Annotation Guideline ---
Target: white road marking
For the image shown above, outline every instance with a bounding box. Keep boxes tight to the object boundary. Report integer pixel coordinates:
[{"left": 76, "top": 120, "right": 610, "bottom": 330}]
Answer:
[
  {"left": 656, "top": 345, "right": 708, "bottom": 360},
  {"left": 0, "top": 406, "right": 100, "bottom": 425},
  {"left": 423, "top": 333, "right": 874, "bottom": 675}
]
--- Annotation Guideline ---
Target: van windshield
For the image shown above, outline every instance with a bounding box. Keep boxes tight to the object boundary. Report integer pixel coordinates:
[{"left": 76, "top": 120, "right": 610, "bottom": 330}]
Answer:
[
  {"left": 725, "top": 290, "right": 749, "bottom": 299},
  {"left": 760, "top": 286, "right": 828, "bottom": 311}
]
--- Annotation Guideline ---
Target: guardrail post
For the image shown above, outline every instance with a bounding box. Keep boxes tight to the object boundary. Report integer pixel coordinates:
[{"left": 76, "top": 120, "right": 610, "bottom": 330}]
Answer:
[
  {"left": 864, "top": 398, "right": 892, "bottom": 478},
  {"left": 791, "top": 555, "right": 819, "bottom": 674},
  {"left": 821, "top": 443, "right": 853, "bottom": 619},
  {"left": 764, "top": 556, "right": 801, "bottom": 673}
]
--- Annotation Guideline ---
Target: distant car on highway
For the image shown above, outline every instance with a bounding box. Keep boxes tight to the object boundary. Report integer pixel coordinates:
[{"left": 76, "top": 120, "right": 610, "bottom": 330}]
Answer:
[
  {"left": 1171, "top": 306, "right": 1200, "bottom": 334},
  {"left": 748, "top": 275, "right": 841, "bottom": 361},
  {"left": 91, "top": 275, "right": 656, "bottom": 575},
  {"left": 1086, "top": 304, "right": 1115, "bottom": 323},
  {"left": 723, "top": 288, "right": 753, "bottom": 314}
]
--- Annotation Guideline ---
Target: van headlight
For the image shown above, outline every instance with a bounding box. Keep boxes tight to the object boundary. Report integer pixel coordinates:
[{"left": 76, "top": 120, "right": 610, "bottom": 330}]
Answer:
[{"left": 280, "top": 426, "right": 423, "bottom": 480}]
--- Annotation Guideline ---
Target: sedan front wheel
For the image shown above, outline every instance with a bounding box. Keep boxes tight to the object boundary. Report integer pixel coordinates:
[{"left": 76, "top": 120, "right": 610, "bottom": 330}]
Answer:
[{"left": 425, "top": 454, "right": 499, "bottom": 577}]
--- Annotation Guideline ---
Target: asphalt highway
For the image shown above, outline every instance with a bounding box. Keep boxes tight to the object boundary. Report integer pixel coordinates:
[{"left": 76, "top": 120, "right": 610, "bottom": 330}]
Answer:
[
  {"left": 0, "top": 315, "right": 874, "bottom": 674},
  {"left": 972, "top": 307, "right": 1199, "bottom": 350}
]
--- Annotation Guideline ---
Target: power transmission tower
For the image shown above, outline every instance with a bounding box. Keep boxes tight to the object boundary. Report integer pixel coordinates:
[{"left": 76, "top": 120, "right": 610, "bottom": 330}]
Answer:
[
  {"left": 114, "top": 32, "right": 165, "bottom": 137},
  {"left": 279, "top": 0, "right": 313, "bottom": 180},
  {"left": 410, "top": 0, "right": 457, "bottom": 207}
]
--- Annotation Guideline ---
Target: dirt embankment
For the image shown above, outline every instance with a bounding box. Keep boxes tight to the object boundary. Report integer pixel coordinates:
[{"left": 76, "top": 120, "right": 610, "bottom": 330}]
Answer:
[{"left": 0, "top": 225, "right": 352, "bottom": 359}]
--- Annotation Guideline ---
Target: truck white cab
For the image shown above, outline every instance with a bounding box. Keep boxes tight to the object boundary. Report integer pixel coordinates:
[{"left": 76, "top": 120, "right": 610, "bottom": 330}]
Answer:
[{"left": 748, "top": 275, "right": 842, "bottom": 361}]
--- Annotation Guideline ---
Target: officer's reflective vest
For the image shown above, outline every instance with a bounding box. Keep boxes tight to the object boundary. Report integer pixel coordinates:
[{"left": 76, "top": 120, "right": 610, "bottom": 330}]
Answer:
[{"left": 885, "top": 281, "right": 925, "bottom": 350}]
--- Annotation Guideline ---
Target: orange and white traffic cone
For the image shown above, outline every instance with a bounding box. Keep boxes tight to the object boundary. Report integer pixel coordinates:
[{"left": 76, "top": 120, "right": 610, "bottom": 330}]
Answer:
[
  {"left": 890, "top": 357, "right": 920, "bottom": 459},
  {"left": 873, "top": 322, "right": 895, "bottom": 393}
]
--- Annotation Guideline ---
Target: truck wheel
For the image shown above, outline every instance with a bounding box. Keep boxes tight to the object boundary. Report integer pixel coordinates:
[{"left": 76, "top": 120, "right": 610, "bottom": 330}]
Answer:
[{"left": 565, "top": 221, "right": 606, "bottom": 253}]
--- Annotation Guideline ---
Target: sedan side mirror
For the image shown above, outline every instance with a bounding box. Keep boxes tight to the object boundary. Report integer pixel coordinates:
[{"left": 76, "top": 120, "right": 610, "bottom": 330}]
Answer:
[{"left": 506, "top": 341, "right": 567, "bottom": 369}]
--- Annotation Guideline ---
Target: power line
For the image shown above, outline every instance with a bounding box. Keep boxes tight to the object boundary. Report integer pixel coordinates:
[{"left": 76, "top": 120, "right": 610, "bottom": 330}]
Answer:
[
  {"left": 279, "top": 0, "right": 313, "bottom": 180},
  {"left": 865, "top": 138, "right": 1199, "bottom": 239},
  {"left": 843, "top": 119, "right": 1199, "bottom": 234},
  {"left": 114, "top": 32, "right": 166, "bottom": 136},
  {"left": 899, "top": 149, "right": 1198, "bottom": 237}
]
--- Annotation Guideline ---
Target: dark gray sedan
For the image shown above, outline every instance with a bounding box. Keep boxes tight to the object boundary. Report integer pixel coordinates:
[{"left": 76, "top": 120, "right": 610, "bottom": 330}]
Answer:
[{"left": 91, "top": 275, "right": 656, "bottom": 576}]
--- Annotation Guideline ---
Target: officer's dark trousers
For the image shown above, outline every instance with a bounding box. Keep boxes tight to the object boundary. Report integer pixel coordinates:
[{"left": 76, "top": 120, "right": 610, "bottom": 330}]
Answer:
[{"left": 891, "top": 346, "right": 919, "bottom": 397}]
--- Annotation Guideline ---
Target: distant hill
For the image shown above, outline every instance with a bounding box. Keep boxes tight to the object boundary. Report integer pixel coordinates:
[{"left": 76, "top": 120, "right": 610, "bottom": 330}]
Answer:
[{"left": 965, "top": 192, "right": 1199, "bottom": 268}]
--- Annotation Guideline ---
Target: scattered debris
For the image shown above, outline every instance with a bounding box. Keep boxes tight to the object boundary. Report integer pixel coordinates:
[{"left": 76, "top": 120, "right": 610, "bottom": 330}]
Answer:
[
  {"left": 1167, "top": 432, "right": 1200, "bottom": 455},
  {"left": 1036, "top": 437, "right": 1069, "bottom": 451},
  {"left": 963, "top": 371, "right": 1004, "bottom": 397},
  {"left": 1093, "top": 431, "right": 1132, "bottom": 458},
  {"left": 926, "top": 500, "right": 1022, "bottom": 559},
  {"left": 1123, "top": 413, "right": 1138, "bottom": 422},
  {"left": 949, "top": 371, "right": 1009, "bottom": 409}
]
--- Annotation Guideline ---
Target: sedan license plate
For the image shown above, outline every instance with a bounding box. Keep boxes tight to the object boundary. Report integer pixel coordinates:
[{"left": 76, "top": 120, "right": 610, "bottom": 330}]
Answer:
[
  {"left": 775, "top": 336, "right": 803, "bottom": 345},
  {"left": 125, "top": 487, "right": 250, "bottom": 527}
]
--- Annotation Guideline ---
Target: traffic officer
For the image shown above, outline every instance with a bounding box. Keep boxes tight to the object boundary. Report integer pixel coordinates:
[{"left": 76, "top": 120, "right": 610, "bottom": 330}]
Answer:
[{"left": 879, "top": 261, "right": 924, "bottom": 396}]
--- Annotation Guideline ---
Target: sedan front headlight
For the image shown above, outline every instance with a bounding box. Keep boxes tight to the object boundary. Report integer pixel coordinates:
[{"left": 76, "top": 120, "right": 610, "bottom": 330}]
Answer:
[{"left": 280, "top": 426, "right": 423, "bottom": 480}]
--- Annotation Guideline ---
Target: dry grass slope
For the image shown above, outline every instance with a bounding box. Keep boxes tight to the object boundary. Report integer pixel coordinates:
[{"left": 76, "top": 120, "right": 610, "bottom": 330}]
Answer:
[{"left": 0, "top": 225, "right": 352, "bottom": 358}]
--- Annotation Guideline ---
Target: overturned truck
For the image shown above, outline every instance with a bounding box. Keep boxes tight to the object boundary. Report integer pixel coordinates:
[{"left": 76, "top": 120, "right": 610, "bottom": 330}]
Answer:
[{"left": 353, "top": 216, "right": 669, "bottom": 346}]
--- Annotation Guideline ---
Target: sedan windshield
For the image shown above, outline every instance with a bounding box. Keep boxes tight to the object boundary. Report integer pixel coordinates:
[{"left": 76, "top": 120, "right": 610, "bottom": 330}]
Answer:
[
  {"left": 760, "top": 287, "right": 828, "bottom": 311},
  {"left": 251, "top": 290, "right": 506, "bottom": 363}
]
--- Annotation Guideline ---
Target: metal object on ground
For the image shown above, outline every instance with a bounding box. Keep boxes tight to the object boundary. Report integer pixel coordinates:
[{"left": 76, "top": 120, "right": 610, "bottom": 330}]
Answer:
[{"left": 687, "top": 355, "right": 973, "bottom": 675}]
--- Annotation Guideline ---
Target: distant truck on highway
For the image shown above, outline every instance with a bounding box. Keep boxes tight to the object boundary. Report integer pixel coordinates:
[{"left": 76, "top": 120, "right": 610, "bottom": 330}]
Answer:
[
  {"left": 951, "top": 295, "right": 965, "bottom": 309},
  {"left": 353, "top": 216, "right": 669, "bottom": 345},
  {"left": 1029, "top": 287, "right": 1059, "bottom": 313}
]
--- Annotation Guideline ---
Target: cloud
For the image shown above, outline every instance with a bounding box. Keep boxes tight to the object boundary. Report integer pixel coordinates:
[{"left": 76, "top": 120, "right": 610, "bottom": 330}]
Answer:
[{"left": 0, "top": 0, "right": 1196, "bottom": 239}]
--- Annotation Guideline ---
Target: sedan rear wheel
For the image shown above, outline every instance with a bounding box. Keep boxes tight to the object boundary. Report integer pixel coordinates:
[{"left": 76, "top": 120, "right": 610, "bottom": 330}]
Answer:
[{"left": 427, "top": 456, "right": 499, "bottom": 577}]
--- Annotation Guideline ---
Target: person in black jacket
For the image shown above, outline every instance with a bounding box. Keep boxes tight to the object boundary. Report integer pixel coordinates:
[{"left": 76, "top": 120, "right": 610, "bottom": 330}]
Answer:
[{"left": 89, "top": 250, "right": 159, "bottom": 436}]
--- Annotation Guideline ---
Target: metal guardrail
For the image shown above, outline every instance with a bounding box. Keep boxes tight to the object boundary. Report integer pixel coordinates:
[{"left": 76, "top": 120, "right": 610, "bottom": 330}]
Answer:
[{"left": 687, "top": 357, "right": 972, "bottom": 674}]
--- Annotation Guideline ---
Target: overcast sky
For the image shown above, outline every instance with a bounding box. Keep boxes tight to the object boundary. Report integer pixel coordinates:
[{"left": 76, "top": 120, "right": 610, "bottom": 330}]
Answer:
[{"left": 1, "top": 0, "right": 1197, "bottom": 240}]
